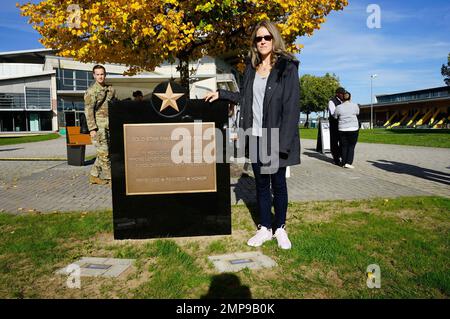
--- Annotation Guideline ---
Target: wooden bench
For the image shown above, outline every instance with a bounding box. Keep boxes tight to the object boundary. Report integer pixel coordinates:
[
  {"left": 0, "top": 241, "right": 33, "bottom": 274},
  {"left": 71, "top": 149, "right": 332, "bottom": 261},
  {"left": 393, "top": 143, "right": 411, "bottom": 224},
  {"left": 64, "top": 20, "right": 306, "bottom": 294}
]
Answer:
[
  {"left": 65, "top": 126, "right": 91, "bottom": 166},
  {"left": 66, "top": 126, "right": 92, "bottom": 146}
]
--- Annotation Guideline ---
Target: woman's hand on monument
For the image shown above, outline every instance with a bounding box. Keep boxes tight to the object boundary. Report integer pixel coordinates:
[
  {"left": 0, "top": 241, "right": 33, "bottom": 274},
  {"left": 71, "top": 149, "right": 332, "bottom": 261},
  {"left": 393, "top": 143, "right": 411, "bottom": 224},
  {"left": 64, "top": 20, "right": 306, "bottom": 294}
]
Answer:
[
  {"left": 204, "top": 91, "right": 219, "bottom": 103},
  {"left": 90, "top": 130, "right": 97, "bottom": 139}
]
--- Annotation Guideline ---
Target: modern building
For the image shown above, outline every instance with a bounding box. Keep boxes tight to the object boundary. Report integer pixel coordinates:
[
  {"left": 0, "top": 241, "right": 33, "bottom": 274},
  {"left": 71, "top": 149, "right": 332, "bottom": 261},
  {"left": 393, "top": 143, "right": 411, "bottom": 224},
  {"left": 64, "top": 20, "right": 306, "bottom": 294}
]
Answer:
[
  {"left": 0, "top": 48, "right": 240, "bottom": 132},
  {"left": 359, "top": 86, "right": 450, "bottom": 129}
]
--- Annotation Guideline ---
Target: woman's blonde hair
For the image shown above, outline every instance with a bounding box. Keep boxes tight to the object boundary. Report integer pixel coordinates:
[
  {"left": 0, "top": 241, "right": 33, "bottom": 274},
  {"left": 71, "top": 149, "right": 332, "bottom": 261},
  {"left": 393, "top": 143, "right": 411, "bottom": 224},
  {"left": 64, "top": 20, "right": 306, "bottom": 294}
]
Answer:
[{"left": 249, "top": 20, "right": 294, "bottom": 69}]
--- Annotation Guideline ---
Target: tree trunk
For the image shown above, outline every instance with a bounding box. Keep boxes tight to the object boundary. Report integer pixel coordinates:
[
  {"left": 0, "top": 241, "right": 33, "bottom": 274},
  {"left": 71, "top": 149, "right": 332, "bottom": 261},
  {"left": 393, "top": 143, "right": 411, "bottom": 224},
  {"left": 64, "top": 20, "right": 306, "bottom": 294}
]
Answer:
[
  {"left": 305, "top": 112, "right": 310, "bottom": 128},
  {"left": 177, "top": 52, "right": 190, "bottom": 96}
]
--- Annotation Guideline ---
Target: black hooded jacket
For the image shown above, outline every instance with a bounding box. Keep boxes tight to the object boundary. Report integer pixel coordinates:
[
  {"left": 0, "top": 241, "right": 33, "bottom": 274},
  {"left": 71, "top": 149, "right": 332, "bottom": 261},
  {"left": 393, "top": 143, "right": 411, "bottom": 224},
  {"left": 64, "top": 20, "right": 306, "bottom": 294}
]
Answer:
[{"left": 218, "top": 55, "right": 301, "bottom": 167}]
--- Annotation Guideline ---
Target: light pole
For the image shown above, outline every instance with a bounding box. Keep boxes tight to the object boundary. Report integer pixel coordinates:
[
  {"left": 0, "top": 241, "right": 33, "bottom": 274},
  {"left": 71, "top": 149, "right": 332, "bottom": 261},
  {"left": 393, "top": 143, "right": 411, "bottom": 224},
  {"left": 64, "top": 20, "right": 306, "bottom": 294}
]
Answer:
[{"left": 370, "top": 74, "right": 377, "bottom": 129}]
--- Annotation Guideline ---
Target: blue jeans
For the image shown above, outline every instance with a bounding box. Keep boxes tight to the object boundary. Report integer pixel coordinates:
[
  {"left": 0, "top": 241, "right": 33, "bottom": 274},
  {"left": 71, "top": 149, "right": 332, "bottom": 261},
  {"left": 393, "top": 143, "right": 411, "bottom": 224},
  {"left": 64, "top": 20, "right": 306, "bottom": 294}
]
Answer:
[{"left": 251, "top": 162, "right": 288, "bottom": 230}]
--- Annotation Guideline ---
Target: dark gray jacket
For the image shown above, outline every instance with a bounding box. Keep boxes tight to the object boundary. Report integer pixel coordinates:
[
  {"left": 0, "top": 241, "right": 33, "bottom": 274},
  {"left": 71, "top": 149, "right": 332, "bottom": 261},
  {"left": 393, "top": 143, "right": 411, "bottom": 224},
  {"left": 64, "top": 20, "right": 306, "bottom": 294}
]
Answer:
[{"left": 218, "top": 55, "right": 301, "bottom": 167}]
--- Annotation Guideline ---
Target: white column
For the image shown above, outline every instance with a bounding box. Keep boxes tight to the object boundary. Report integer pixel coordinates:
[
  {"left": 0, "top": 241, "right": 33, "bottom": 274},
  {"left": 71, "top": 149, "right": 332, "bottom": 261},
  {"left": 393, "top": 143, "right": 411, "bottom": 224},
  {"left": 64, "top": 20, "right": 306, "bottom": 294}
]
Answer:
[{"left": 50, "top": 73, "right": 58, "bottom": 132}]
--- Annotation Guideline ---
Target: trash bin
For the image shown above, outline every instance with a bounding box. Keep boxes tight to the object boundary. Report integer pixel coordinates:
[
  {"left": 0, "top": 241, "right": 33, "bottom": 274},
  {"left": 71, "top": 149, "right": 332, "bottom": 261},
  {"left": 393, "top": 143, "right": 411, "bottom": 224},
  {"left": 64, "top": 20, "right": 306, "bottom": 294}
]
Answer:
[{"left": 67, "top": 145, "right": 86, "bottom": 166}]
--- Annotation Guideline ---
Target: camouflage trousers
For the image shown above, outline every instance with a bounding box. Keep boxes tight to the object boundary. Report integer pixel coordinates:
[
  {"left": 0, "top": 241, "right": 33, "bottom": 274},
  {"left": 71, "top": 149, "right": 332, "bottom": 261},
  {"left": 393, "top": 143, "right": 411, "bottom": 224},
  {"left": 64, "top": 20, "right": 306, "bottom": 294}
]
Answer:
[{"left": 90, "top": 117, "right": 111, "bottom": 180}]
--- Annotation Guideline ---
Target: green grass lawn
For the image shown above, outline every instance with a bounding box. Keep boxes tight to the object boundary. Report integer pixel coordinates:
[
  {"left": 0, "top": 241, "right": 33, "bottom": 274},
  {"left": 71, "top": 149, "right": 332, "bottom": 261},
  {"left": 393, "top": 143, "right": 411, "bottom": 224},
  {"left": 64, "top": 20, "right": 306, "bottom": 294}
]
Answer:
[
  {"left": 300, "top": 128, "right": 450, "bottom": 148},
  {"left": 0, "top": 196, "right": 448, "bottom": 299},
  {"left": 0, "top": 133, "right": 60, "bottom": 146}
]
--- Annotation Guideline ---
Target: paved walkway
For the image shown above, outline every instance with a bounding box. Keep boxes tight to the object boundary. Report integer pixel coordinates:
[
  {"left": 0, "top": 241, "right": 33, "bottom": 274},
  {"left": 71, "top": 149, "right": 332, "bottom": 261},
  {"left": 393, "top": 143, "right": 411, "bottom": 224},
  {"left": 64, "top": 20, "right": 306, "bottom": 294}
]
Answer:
[
  {"left": 232, "top": 139, "right": 450, "bottom": 204},
  {"left": 0, "top": 136, "right": 96, "bottom": 160},
  {"left": 0, "top": 137, "right": 449, "bottom": 214}
]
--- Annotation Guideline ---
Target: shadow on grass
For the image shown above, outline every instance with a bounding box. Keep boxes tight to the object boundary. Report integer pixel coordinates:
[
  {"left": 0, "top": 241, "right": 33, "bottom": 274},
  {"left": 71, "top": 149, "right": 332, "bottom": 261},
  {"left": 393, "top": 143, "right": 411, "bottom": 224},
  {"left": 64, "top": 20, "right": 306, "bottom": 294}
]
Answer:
[
  {"left": 368, "top": 160, "right": 450, "bottom": 186},
  {"left": 201, "top": 273, "right": 252, "bottom": 299}
]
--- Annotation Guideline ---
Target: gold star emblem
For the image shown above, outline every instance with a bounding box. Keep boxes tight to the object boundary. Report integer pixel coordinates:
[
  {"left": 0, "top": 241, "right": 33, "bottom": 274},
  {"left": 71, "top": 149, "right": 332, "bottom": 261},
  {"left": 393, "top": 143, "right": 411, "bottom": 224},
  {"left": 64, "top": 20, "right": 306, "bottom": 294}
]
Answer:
[{"left": 154, "top": 83, "right": 184, "bottom": 112}]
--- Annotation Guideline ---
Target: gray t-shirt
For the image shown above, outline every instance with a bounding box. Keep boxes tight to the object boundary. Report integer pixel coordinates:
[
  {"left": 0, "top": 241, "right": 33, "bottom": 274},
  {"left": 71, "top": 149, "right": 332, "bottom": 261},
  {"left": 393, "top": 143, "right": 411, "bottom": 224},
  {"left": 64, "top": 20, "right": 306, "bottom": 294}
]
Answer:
[
  {"left": 252, "top": 72, "right": 268, "bottom": 137},
  {"left": 334, "top": 101, "right": 360, "bottom": 131}
]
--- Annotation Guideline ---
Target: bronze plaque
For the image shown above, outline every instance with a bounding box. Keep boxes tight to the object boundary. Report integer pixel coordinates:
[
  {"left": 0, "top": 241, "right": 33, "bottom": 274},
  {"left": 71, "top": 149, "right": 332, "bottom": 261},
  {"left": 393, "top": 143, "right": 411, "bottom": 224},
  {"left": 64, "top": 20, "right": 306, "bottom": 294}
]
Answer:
[{"left": 123, "top": 123, "right": 217, "bottom": 195}]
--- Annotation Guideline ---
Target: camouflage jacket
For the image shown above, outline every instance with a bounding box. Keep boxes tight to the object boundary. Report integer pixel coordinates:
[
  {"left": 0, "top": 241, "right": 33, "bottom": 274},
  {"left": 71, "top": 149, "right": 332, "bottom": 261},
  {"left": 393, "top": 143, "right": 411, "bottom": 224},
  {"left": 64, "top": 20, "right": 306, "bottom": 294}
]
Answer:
[{"left": 84, "top": 81, "right": 117, "bottom": 131}]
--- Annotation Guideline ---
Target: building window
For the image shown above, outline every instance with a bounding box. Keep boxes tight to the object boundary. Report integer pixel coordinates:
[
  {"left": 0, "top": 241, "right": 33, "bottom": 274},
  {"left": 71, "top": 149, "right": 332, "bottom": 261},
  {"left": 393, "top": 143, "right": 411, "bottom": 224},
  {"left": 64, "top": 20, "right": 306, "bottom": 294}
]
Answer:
[
  {"left": 56, "top": 97, "right": 86, "bottom": 127},
  {"left": 0, "top": 93, "right": 26, "bottom": 109},
  {"left": 57, "top": 97, "right": 85, "bottom": 112},
  {"left": 56, "top": 68, "right": 94, "bottom": 91},
  {"left": 0, "top": 89, "right": 48, "bottom": 110},
  {"left": 25, "top": 88, "right": 51, "bottom": 110}
]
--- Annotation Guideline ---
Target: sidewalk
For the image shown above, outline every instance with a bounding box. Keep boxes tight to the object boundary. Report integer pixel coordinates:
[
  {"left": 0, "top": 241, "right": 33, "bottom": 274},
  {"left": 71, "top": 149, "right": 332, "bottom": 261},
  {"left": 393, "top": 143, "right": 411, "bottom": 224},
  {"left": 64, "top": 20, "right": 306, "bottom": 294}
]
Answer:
[
  {"left": 0, "top": 135, "right": 96, "bottom": 160},
  {"left": 0, "top": 138, "right": 449, "bottom": 214},
  {"left": 232, "top": 139, "right": 450, "bottom": 204}
]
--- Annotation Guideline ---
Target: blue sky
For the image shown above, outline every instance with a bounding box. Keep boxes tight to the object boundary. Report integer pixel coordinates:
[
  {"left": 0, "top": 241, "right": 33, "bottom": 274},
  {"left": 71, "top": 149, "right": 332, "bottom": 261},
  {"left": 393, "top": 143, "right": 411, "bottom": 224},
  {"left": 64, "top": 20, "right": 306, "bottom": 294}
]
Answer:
[
  {"left": 297, "top": 0, "right": 450, "bottom": 104},
  {"left": 1, "top": 0, "right": 449, "bottom": 104}
]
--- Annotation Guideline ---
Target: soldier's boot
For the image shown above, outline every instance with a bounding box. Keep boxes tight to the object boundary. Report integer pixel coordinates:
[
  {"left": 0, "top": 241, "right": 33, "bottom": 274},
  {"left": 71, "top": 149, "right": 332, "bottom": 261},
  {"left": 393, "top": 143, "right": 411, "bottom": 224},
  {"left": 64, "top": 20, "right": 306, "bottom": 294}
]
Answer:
[{"left": 89, "top": 175, "right": 108, "bottom": 185}]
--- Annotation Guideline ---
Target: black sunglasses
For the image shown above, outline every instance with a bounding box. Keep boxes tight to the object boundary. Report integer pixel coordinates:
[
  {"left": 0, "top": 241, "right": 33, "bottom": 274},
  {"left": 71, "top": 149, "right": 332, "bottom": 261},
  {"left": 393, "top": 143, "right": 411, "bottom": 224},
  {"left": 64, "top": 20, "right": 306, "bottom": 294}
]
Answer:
[{"left": 255, "top": 35, "right": 273, "bottom": 43}]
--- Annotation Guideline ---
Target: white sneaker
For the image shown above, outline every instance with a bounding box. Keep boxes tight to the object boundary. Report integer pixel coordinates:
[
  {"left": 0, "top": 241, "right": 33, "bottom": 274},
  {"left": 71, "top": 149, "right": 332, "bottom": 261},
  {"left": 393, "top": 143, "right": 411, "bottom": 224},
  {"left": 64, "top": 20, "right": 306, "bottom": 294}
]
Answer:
[
  {"left": 273, "top": 227, "right": 292, "bottom": 250},
  {"left": 344, "top": 164, "right": 355, "bottom": 169},
  {"left": 247, "top": 226, "right": 273, "bottom": 247}
]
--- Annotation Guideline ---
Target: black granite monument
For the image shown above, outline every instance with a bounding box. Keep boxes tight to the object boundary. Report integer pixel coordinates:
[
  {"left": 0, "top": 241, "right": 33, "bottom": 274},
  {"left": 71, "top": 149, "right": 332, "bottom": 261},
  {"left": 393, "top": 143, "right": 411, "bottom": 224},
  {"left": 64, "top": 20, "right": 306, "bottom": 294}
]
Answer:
[{"left": 109, "top": 81, "right": 231, "bottom": 239}]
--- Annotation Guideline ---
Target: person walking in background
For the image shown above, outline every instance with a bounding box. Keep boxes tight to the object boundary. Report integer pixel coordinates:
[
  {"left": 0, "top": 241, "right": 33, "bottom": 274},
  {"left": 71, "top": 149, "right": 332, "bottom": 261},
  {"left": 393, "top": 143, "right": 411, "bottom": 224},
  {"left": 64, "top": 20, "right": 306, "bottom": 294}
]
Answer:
[
  {"left": 84, "top": 65, "right": 117, "bottom": 185},
  {"left": 205, "top": 20, "right": 301, "bottom": 250},
  {"left": 334, "top": 91, "right": 360, "bottom": 169},
  {"left": 328, "top": 87, "right": 346, "bottom": 165}
]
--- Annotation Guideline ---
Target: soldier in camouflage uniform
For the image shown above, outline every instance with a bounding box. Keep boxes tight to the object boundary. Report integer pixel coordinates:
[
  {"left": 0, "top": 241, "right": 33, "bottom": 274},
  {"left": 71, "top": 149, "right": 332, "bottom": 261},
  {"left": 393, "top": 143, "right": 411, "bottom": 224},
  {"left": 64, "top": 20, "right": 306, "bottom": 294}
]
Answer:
[{"left": 84, "top": 65, "right": 117, "bottom": 185}]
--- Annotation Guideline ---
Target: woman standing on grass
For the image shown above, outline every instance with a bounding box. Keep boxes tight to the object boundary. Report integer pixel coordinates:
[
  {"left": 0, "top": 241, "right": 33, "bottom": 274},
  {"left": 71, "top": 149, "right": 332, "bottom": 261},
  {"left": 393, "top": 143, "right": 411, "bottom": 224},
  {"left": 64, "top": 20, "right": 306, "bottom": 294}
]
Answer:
[
  {"left": 205, "top": 20, "right": 301, "bottom": 250},
  {"left": 333, "top": 91, "right": 360, "bottom": 169}
]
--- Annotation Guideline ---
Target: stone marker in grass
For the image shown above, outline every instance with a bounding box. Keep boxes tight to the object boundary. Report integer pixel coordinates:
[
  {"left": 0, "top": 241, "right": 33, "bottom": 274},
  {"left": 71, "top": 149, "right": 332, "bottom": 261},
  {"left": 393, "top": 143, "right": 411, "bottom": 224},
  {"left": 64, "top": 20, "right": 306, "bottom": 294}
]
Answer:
[
  {"left": 55, "top": 257, "right": 134, "bottom": 278},
  {"left": 208, "top": 252, "right": 277, "bottom": 273}
]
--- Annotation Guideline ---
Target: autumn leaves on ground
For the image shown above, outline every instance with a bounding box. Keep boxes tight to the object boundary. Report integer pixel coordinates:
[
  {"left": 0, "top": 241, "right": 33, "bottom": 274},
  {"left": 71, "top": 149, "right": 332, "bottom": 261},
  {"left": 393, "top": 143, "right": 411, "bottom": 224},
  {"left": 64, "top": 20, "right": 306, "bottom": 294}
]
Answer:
[{"left": 0, "top": 196, "right": 448, "bottom": 298}]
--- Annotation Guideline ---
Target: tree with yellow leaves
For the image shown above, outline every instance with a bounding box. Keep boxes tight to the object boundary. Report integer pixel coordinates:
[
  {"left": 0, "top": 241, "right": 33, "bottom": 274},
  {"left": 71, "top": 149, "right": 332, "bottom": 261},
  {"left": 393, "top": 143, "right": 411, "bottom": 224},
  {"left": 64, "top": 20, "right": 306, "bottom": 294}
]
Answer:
[{"left": 19, "top": 0, "right": 348, "bottom": 89}]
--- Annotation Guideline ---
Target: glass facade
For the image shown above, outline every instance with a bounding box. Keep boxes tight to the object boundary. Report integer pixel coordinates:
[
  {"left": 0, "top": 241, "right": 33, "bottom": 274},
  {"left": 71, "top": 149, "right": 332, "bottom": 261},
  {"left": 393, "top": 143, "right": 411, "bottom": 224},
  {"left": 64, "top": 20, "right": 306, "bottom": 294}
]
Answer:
[
  {"left": 378, "top": 87, "right": 450, "bottom": 104},
  {"left": 56, "top": 68, "right": 121, "bottom": 91},
  {"left": 0, "top": 81, "right": 52, "bottom": 131},
  {"left": 25, "top": 88, "right": 51, "bottom": 110},
  {"left": 57, "top": 97, "right": 85, "bottom": 128},
  {"left": 0, "top": 88, "right": 50, "bottom": 110},
  {"left": 56, "top": 68, "right": 94, "bottom": 91},
  {"left": 57, "top": 97, "right": 84, "bottom": 111},
  {"left": 0, "top": 93, "right": 26, "bottom": 109},
  {"left": 0, "top": 111, "right": 52, "bottom": 131}
]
